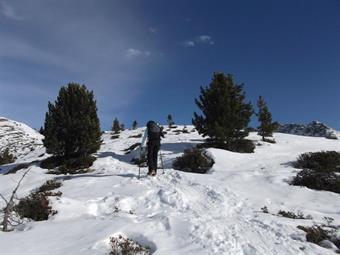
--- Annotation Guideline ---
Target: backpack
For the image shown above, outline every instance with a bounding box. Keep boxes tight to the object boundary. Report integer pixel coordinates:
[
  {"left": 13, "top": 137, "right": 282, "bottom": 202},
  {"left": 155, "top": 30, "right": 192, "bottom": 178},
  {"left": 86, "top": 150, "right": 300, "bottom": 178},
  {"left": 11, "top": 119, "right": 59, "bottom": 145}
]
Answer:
[{"left": 147, "top": 121, "right": 161, "bottom": 141}]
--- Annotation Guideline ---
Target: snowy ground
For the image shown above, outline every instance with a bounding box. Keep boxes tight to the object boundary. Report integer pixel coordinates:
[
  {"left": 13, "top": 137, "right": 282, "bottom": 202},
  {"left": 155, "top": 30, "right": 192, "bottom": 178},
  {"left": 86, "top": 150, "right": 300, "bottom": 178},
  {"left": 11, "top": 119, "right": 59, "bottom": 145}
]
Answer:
[{"left": 1, "top": 124, "right": 340, "bottom": 255}]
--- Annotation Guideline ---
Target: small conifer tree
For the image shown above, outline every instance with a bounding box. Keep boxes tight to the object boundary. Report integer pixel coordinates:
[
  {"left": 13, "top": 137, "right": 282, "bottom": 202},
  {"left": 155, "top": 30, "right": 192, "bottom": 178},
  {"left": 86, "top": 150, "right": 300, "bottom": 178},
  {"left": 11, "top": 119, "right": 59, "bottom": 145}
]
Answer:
[
  {"left": 167, "top": 114, "right": 175, "bottom": 128},
  {"left": 112, "top": 118, "right": 121, "bottom": 134},
  {"left": 0, "top": 148, "right": 16, "bottom": 165},
  {"left": 257, "top": 96, "right": 277, "bottom": 141},
  {"left": 39, "top": 126, "right": 44, "bottom": 135},
  {"left": 132, "top": 120, "right": 138, "bottom": 130},
  {"left": 43, "top": 83, "right": 101, "bottom": 159},
  {"left": 192, "top": 72, "right": 253, "bottom": 152}
]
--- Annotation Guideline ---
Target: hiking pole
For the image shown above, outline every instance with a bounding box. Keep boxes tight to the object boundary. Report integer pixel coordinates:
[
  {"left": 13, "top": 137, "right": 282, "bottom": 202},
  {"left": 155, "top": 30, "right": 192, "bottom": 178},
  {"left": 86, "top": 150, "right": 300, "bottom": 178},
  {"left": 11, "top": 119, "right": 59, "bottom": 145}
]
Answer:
[
  {"left": 138, "top": 146, "right": 141, "bottom": 179},
  {"left": 159, "top": 149, "right": 165, "bottom": 174}
]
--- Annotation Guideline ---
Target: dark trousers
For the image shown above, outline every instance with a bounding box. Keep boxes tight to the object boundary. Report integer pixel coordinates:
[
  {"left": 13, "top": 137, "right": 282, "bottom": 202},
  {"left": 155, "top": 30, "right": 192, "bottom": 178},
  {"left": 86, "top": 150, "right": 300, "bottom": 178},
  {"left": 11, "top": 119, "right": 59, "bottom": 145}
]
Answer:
[{"left": 147, "top": 141, "right": 160, "bottom": 172}]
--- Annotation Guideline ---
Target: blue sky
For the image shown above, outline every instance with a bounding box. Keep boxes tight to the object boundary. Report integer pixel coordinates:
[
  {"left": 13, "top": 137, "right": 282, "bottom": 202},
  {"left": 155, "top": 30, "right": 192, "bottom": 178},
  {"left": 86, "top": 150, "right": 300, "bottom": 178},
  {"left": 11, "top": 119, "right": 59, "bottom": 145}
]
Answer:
[{"left": 0, "top": 0, "right": 339, "bottom": 130}]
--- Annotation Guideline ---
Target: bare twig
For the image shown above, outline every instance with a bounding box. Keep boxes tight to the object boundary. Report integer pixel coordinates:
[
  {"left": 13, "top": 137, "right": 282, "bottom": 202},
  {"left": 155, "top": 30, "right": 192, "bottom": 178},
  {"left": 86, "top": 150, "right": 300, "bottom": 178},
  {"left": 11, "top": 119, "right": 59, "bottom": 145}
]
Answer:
[
  {"left": 1, "top": 168, "right": 31, "bottom": 231},
  {"left": 0, "top": 194, "right": 8, "bottom": 204}
]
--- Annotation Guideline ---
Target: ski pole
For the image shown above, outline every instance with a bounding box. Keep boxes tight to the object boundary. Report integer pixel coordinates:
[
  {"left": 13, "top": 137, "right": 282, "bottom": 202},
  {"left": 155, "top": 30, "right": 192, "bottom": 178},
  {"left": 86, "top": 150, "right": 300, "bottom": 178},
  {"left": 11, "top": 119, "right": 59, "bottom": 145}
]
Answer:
[
  {"left": 138, "top": 146, "right": 141, "bottom": 179},
  {"left": 159, "top": 149, "right": 165, "bottom": 174}
]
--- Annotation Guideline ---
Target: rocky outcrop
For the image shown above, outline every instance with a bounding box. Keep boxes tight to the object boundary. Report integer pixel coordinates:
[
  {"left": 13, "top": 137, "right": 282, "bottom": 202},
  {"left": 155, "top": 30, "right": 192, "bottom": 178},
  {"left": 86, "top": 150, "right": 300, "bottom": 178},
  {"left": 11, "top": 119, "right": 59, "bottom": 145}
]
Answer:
[
  {"left": 0, "top": 117, "right": 44, "bottom": 161},
  {"left": 277, "top": 121, "right": 338, "bottom": 139}
]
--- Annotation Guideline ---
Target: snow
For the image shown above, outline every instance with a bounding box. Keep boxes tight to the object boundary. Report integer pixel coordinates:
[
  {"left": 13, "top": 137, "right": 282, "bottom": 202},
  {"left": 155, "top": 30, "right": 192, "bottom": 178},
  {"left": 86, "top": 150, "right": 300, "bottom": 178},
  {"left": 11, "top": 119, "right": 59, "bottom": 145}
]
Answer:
[
  {"left": 1, "top": 123, "right": 340, "bottom": 254},
  {"left": 0, "top": 117, "right": 45, "bottom": 172}
]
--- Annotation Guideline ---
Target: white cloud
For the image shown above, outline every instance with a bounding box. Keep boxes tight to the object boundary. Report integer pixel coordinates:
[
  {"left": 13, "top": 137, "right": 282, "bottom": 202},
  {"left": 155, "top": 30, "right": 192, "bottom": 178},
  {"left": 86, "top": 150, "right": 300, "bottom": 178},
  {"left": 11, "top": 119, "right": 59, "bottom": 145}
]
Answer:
[
  {"left": 125, "top": 48, "right": 151, "bottom": 59},
  {"left": 0, "top": 1, "right": 22, "bottom": 20},
  {"left": 148, "top": 27, "right": 158, "bottom": 33},
  {"left": 126, "top": 48, "right": 142, "bottom": 59},
  {"left": 182, "top": 35, "right": 214, "bottom": 48},
  {"left": 182, "top": 40, "right": 196, "bottom": 47},
  {"left": 196, "top": 35, "right": 214, "bottom": 45}
]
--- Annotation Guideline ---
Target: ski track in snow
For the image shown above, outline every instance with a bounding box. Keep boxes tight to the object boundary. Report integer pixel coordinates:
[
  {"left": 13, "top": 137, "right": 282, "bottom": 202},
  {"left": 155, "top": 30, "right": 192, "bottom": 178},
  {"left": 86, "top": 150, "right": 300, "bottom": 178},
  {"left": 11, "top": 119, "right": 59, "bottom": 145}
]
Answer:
[{"left": 1, "top": 125, "right": 340, "bottom": 254}]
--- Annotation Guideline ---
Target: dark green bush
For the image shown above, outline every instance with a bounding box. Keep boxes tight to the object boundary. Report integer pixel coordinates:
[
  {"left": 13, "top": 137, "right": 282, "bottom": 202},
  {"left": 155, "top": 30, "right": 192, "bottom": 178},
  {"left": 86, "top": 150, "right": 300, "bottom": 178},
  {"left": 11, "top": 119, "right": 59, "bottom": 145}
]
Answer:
[
  {"left": 38, "top": 180, "right": 62, "bottom": 193},
  {"left": 298, "top": 225, "right": 329, "bottom": 244},
  {"left": 14, "top": 180, "right": 62, "bottom": 221},
  {"left": 41, "top": 155, "right": 95, "bottom": 174},
  {"left": 14, "top": 193, "right": 55, "bottom": 221},
  {"left": 111, "top": 134, "right": 120, "bottom": 139},
  {"left": 0, "top": 148, "right": 16, "bottom": 165},
  {"left": 292, "top": 151, "right": 340, "bottom": 194},
  {"left": 173, "top": 148, "right": 214, "bottom": 174},
  {"left": 294, "top": 151, "right": 340, "bottom": 173},
  {"left": 292, "top": 169, "right": 340, "bottom": 194},
  {"left": 263, "top": 138, "right": 276, "bottom": 144},
  {"left": 40, "top": 156, "right": 63, "bottom": 169},
  {"left": 58, "top": 156, "right": 95, "bottom": 174},
  {"left": 198, "top": 139, "right": 255, "bottom": 153},
  {"left": 226, "top": 139, "right": 255, "bottom": 153},
  {"left": 298, "top": 225, "right": 340, "bottom": 251},
  {"left": 278, "top": 210, "right": 312, "bottom": 220}
]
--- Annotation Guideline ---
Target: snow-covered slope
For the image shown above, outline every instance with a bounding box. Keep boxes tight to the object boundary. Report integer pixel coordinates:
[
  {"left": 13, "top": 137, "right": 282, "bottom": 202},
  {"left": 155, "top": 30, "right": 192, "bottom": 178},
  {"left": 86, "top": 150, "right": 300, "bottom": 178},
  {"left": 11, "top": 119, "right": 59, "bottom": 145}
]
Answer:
[
  {"left": 0, "top": 117, "right": 45, "bottom": 162},
  {"left": 278, "top": 121, "right": 339, "bottom": 139},
  {"left": 1, "top": 125, "right": 340, "bottom": 254}
]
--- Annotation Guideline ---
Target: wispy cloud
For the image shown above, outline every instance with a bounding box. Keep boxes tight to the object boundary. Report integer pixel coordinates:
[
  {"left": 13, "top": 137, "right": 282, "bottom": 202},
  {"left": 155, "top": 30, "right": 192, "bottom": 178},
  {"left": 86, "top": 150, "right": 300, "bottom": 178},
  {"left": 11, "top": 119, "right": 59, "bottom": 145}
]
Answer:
[
  {"left": 182, "top": 40, "right": 196, "bottom": 47},
  {"left": 182, "top": 35, "right": 214, "bottom": 48},
  {"left": 125, "top": 48, "right": 151, "bottom": 59},
  {"left": 196, "top": 35, "right": 214, "bottom": 45},
  {"left": 0, "top": 1, "right": 22, "bottom": 20},
  {"left": 149, "top": 27, "right": 158, "bottom": 33}
]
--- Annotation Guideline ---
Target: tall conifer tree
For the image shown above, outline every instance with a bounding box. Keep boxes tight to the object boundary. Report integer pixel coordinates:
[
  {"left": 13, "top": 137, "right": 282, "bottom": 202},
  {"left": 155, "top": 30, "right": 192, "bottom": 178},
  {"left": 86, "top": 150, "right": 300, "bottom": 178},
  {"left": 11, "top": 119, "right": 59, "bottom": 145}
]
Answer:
[
  {"left": 257, "top": 96, "right": 276, "bottom": 141},
  {"left": 112, "top": 118, "right": 121, "bottom": 134},
  {"left": 167, "top": 114, "right": 174, "bottom": 128},
  {"left": 43, "top": 83, "right": 101, "bottom": 158},
  {"left": 132, "top": 120, "right": 138, "bottom": 130},
  {"left": 192, "top": 72, "right": 253, "bottom": 151}
]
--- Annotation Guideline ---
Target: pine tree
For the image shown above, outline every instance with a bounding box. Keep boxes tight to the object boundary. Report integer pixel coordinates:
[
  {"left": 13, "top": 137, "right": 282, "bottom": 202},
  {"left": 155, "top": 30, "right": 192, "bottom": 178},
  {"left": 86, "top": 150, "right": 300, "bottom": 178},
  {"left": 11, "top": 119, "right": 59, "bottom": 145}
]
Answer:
[
  {"left": 120, "top": 123, "right": 125, "bottom": 131},
  {"left": 112, "top": 118, "right": 121, "bottom": 134},
  {"left": 39, "top": 126, "right": 44, "bottom": 135},
  {"left": 257, "top": 96, "right": 276, "bottom": 141},
  {"left": 43, "top": 83, "right": 101, "bottom": 158},
  {"left": 167, "top": 114, "right": 174, "bottom": 128},
  {"left": 192, "top": 72, "right": 253, "bottom": 152},
  {"left": 132, "top": 120, "right": 138, "bottom": 130}
]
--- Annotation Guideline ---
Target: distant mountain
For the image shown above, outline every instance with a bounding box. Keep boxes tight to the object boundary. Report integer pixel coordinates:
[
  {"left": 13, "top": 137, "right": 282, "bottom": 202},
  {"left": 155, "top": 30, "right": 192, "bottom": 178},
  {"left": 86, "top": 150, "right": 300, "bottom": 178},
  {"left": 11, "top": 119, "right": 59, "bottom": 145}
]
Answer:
[
  {"left": 0, "top": 117, "right": 45, "bottom": 161},
  {"left": 277, "top": 121, "right": 338, "bottom": 139}
]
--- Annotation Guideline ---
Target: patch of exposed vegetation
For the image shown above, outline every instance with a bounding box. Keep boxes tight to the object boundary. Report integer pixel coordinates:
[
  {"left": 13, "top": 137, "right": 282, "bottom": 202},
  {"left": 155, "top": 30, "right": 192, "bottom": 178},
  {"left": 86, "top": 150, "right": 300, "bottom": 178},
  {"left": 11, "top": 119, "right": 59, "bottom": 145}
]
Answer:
[
  {"left": 292, "top": 151, "right": 340, "bottom": 194},
  {"left": 41, "top": 155, "right": 95, "bottom": 174},
  {"left": 109, "top": 235, "right": 150, "bottom": 255},
  {"left": 0, "top": 148, "right": 16, "bottom": 165},
  {"left": 173, "top": 148, "right": 214, "bottom": 174}
]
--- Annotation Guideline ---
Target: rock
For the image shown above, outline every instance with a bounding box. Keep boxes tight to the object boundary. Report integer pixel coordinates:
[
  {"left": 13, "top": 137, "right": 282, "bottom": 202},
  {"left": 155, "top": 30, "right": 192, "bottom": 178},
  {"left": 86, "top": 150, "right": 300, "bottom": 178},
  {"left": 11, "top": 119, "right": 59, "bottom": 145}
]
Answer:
[
  {"left": 277, "top": 121, "right": 338, "bottom": 139},
  {"left": 0, "top": 117, "right": 45, "bottom": 161}
]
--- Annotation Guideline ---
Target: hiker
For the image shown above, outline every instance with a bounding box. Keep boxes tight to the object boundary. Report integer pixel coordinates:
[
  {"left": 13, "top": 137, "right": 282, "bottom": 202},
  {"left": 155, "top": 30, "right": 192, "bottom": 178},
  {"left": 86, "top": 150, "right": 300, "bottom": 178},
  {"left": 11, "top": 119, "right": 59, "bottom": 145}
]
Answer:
[{"left": 140, "top": 121, "right": 164, "bottom": 176}]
